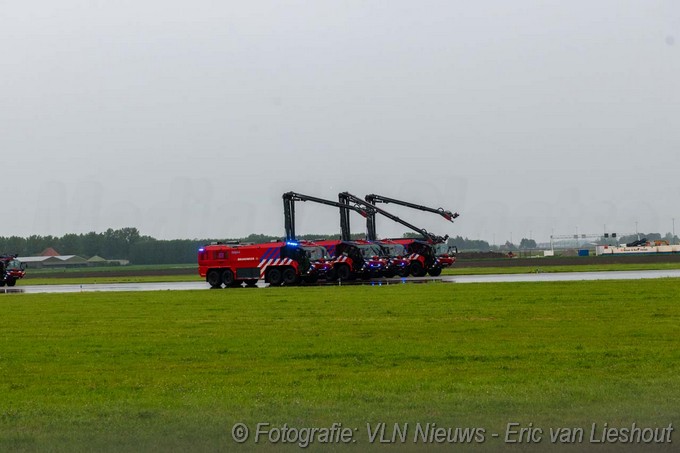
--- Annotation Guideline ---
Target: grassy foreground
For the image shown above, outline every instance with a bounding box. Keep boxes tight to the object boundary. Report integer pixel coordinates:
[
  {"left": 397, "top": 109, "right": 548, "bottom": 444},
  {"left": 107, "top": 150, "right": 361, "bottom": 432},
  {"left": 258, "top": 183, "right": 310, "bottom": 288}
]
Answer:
[{"left": 1, "top": 281, "right": 679, "bottom": 452}]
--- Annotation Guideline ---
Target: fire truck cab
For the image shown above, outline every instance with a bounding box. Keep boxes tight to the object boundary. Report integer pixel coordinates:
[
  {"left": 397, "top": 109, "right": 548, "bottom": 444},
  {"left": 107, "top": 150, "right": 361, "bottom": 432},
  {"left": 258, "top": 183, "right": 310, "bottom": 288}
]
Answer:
[
  {"left": 391, "top": 238, "right": 443, "bottom": 277},
  {"left": 374, "top": 240, "right": 411, "bottom": 278},
  {"left": 315, "top": 240, "right": 387, "bottom": 280}
]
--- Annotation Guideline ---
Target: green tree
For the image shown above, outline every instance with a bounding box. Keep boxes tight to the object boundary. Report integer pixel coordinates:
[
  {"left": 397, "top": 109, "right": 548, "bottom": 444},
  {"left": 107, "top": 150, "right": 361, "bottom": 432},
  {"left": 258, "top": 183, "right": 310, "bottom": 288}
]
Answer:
[{"left": 519, "top": 238, "right": 537, "bottom": 249}]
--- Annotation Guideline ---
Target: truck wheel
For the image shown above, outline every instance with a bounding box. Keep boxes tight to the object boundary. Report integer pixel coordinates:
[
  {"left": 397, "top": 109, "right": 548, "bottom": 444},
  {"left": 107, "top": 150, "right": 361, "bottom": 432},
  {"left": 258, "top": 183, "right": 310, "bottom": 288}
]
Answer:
[
  {"left": 282, "top": 268, "right": 298, "bottom": 286},
  {"left": 397, "top": 267, "right": 410, "bottom": 277},
  {"left": 207, "top": 270, "right": 222, "bottom": 288},
  {"left": 337, "top": 264, "right": 352, "bottom": 281},
  {"left": 410, "top": 261, "right": 426, "bottom": 277},
  {"left": 428, "top": 267, "right": 442, "bottom": 277},
  {"left": 325, "top": 267, "right": 338, "bottom": 281},
  {"left": 267, "top": 268, "right": 283, "bottom": 286},
  {"left": 222, "top": 269, "right": 235, "bottom": 286},
  {"left": 0, "top": 281, "right": 5, "bottom": 287},
  {"left": 6, "top": 278, "right": 16, "bottom": 287},
  {"left": 302, "top": 274, "right": 318, "bottom": 284}
]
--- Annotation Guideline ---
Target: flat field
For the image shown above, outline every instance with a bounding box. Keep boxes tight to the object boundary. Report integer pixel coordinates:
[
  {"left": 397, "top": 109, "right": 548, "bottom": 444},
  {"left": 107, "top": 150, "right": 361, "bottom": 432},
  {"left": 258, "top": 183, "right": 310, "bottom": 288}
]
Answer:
[{"left": 1, "top": 280, "right": 679, "bottom": 452}]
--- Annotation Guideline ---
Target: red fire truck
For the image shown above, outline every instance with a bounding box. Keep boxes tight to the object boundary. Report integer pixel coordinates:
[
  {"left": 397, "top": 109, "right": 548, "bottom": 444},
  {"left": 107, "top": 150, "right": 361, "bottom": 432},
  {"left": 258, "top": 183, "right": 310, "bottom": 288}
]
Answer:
[
  {"left": 198, "top": 241, "right": 317, "bottom": 288},
  {"left": 313, "top": 239, "right": 388, "bottom": 280},
  {"left": 338, "top": 192, "right": 456, "bottom": 277},
  {"left": 283, "top": 192, "right": 387, "bottom": 281},
  {"left": 0, "top": 254, "right": 26, "bottom": 287},
  {"left": 365, "top": 193, "right": 459, "bottom": 274},
  {"left": 371, "top": 239, "right": 411, "bottom": 278}
]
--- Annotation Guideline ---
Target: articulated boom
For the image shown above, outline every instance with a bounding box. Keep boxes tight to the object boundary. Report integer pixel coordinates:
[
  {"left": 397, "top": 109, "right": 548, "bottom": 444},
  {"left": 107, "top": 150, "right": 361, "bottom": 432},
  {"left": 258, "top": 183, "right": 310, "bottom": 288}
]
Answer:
[
  {"left": 283, "top": 191, "right": 372, "bottom": 242},
  {"left": 282, "top": 191, "right": 384, "bottom": 281},
  {"left": 365, "top": 194, "right": 459, "bottom": 223},
  {"left": 341, "top": 192, "right": 447, "bottom": 244}
]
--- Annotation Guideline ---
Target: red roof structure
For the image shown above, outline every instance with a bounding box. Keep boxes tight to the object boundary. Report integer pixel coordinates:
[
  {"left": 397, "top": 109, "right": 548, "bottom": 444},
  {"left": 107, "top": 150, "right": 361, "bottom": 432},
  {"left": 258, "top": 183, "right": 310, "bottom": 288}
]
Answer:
[{"left": 40, "top": 247, "right": 60, "bottom": 257}]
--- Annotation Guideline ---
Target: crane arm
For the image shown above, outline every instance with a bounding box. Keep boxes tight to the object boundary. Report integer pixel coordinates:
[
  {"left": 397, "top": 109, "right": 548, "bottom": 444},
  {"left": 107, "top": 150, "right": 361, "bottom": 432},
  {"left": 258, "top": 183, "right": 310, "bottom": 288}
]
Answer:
[
  {"left": 365, "top": 194, "right": 459, "bottom": 222},
  {"left": 340, "top": 192, "right": 447, "bottom": 243},
  {"left": 283, "top": 191, "right": 372, "bottom": 241}
]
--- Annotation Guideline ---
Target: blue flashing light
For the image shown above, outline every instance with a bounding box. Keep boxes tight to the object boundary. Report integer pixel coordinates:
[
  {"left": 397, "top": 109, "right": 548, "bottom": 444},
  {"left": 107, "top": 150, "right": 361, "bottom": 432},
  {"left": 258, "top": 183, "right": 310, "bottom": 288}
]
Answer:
[
  {"left": 286, "top": 241, "right": 298, "bottom": 246},
  {"left": 198, "top": 248, "right": 204, "bottom": 252}
]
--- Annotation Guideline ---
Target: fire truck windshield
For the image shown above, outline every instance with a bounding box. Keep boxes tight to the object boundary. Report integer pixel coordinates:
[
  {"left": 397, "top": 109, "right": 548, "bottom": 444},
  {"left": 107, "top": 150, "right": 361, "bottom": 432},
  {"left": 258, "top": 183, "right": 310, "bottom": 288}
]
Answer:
[
  {"left": 433, "top": 243, "right": 450, "bottom": 255},
  {"left": 357, "top": 244, "right": 382, "bottom": 258},
  {"left": 301, "top": 246, "right": 329, "bottom": 261},
  {"left": 380, "top": 243, "right": 406, "bottom": 257},
  {"left": 5, "top": 259, "right": 23, "bottom": 270}
]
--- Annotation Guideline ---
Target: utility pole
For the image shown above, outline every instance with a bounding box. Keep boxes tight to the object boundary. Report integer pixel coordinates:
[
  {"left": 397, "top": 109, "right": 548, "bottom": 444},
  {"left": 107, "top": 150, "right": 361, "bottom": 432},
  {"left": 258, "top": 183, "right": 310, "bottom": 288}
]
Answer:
[
  {"left": 550, "top": 227, "right": 554, "bottom": 254},
  {"left": 576, "top": 226, "right": 579, "bottom": 248},
  {"left": 673, "top": 218, "right": 676, "bottom": 244}
]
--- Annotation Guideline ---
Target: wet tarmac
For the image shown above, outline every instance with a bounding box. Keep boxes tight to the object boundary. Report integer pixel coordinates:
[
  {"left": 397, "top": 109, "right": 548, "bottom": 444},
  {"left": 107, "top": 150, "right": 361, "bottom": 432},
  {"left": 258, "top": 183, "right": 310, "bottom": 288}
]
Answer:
[
  {"left": 2, "top": 269, "right": 680, "bottom": 295},
  {"left": 442, "top": 268, "right": 680, "bottom": 284}
]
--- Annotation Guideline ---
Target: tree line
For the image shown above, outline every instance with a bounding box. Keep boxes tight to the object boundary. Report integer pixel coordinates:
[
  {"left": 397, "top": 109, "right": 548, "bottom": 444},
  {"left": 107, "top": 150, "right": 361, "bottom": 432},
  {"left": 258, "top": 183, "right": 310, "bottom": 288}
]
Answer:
[
  {"left": 0, "top": 229, "right": 366, "bottom": 265},
  {"left": 4, "top": 228, "right": 676, "bottom": 265}
]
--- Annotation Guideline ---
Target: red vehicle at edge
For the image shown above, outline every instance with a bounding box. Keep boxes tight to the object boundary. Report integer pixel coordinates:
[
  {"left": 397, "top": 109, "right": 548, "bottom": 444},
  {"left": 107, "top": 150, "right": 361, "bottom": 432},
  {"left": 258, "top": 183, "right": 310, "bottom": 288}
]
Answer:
[{"left": 0, "top": 255, "right": 26, "bottom": 287}]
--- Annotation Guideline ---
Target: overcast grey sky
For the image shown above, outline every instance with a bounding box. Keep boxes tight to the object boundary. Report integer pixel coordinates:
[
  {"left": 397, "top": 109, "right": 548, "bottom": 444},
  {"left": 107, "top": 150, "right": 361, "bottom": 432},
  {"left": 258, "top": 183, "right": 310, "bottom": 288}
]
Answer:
[{"left": 2, "top": 1, "right": 678, "bottom": 242}]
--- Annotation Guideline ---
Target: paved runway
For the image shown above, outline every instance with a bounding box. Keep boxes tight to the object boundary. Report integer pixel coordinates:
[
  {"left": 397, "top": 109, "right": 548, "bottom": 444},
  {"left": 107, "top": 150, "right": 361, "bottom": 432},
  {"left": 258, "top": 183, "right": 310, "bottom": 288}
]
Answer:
[
  {"left": 3, "top": 269, "right": 680, "bottom": 294},
  {"left": 442, "top": 268, "right": 680, "bottom": 283}
]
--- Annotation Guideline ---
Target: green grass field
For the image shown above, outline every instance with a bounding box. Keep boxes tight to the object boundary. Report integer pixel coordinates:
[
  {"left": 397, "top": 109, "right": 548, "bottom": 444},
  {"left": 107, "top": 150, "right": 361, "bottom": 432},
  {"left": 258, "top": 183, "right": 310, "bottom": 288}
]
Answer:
[{"left": 1, "top": 281, "right": 679, "bottom": 452}]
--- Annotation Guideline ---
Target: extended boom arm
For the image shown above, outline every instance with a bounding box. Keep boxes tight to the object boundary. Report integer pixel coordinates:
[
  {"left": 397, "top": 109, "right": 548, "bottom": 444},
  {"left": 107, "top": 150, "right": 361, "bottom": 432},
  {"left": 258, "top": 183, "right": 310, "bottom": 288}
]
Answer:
[
  {"left": 365, "top": 194, "right": 459, "bottom": 222},
  {"left": 283, "top": 191, "right": 371, "bottom": 242},
  {"left": 339, "top": 192, "right": 448, "bottom": 243}
]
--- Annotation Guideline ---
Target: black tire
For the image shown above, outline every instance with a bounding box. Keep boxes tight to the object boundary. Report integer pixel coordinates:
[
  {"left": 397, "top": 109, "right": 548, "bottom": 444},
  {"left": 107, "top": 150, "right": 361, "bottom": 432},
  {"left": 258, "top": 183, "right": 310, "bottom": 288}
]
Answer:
[
  {"left": 0, "top": 281, "right": 6, "bottom": 287},
  {"left": 6, "top": 278, "right": 16, "bottom": 287},
  {"left": 336, "top": 264, "right": 352, "bottom": 281},
  {"left": 206, "top": 270, "right": 222, "bottom": 288},
  {"left": 245, "top": 279, "right": 258, "bottom": 287},
  {"left": 325, "top": 267, "right": 338, "bottom": 281},
  {"left": 282, "top": 268, "right": 298, "bottom": 286},
  {"left": 222, "top": 269, "right": 235, "bottom": 286},
  {"left": 397, "top": 266, "right": 410, "bottom": 278},
  {"left": 383, "top": 270, "right": 396, "bottom": 279},
  {"left": 428, "top": 267, "right": 442, "bottom": 277},
  {"left": 267, "top": 268, "right": 283, "bottom": 286},
  {"left": 303, "top": 274, "right": 318, "bottom": 284},
  {"left": 410, "top": 261, "right": 426, "bottom": 277}
]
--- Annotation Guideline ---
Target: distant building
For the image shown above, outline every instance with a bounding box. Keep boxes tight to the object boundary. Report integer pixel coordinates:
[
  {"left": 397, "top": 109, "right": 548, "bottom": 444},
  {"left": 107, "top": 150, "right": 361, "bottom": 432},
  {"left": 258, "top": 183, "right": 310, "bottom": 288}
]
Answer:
[
  {"left": 87, "top": 255, "right": 107, "bottom": 265},
  {"left": 20, "top": 255, "right": 89, "bottom": 269},
  {"left": 40, "top": 247, "right": 60, "bottom": 257}
]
